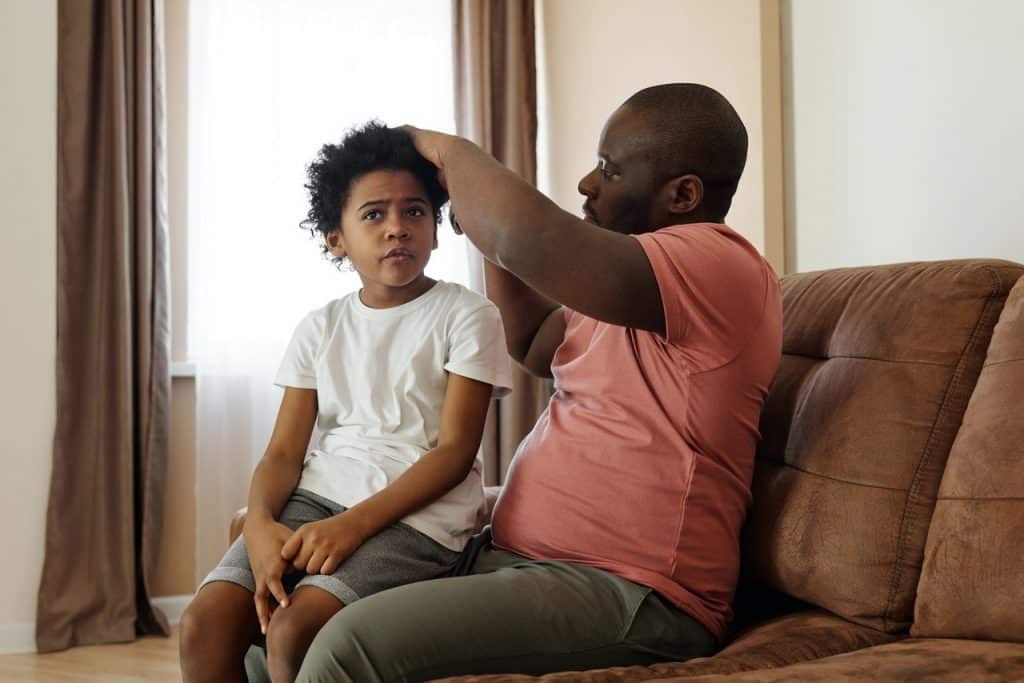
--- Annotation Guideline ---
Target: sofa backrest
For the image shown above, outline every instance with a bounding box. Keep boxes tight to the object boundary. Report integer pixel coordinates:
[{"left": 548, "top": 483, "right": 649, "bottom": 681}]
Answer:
[
  {"left": 912, "top": 273, "right": 1024, "bottom": 641},
  {"left": 743, "top": 260, "right": 1023, "bottom": 633}
]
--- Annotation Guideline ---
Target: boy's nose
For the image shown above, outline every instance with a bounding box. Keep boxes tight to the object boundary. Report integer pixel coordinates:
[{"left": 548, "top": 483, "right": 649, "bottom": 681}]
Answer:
[{"left": 385, "top": 218, "right": 410, "bottom": 239}]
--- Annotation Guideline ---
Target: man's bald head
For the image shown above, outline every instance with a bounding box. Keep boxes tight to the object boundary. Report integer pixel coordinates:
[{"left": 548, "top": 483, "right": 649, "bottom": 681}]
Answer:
[{"left": 622, "top": 83, "right": 747, "bottom": 221}]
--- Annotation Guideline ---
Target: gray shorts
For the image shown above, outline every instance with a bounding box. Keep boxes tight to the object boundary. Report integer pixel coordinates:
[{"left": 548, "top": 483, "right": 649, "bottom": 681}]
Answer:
[{"left": 199, "top": 488, "right": 460, "bottom": 605}]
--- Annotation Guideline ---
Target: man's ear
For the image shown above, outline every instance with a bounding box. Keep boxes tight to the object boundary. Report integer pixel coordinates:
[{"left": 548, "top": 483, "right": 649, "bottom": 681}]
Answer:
[
  {"left": 666, "top": 174, "right": 704, "bottom": 216},
  {"left": 325, "top": 228, "right": 347, "bottom": 260}
]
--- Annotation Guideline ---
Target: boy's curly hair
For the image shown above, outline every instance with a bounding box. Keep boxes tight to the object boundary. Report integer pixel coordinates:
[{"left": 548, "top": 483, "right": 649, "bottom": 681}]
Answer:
[{"left": 300, "top": 122, "right": 449, "bottom": 267}]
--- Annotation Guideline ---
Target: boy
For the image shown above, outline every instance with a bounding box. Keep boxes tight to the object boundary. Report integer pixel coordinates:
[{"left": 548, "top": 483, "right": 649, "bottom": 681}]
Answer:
[{"left": 179, "top": 123, "right": 513, "bottom": 683}]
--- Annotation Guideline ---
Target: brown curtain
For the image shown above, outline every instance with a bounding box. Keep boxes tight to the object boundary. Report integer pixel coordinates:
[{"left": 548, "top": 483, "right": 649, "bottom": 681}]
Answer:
[
  {"left": 37, "top": 0, "right": 170, "bottom": 653},
  {"left": 454, "top": 0, "right": 551, "bottom": 484}
]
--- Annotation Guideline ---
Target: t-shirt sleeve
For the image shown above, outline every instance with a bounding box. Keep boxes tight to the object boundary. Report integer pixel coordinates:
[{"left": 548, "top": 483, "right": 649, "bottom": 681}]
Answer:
[
  {"left": 633, "top": 225, "right": 770, "bottom": 369},
  {"left": 445, "top": 302, "right": 515, "bottom": 399},
  {"left": 273, "top": 309, "right": 323, "bottom": 389}
]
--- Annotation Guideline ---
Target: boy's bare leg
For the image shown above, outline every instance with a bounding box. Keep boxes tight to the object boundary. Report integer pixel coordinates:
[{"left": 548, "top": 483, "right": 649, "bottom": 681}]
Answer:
[
  {"left": 179, "top": 582, "right": 262, "bottom": 683},
  {"left": 266, "top": 585, "right": 345, "bottom": 683}
]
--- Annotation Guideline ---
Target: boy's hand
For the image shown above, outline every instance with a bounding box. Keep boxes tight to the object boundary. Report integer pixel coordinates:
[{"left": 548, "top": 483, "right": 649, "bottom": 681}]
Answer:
[
  {"left": 280, "top": 512, "right": 369, "bottom": 576},
  {"left": 243, "top": 516, "right": 294, "bottom": 634}
]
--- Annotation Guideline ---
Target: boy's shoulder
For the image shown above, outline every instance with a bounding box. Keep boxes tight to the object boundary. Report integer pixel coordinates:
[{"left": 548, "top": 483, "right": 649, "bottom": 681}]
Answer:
[{"left": 433, "top": 281, "right": 501, "bottom": 322}]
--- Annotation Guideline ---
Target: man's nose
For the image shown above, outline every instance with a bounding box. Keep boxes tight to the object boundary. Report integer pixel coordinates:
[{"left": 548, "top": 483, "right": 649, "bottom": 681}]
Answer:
[{"left": 578, "top": 168, "right": 598, "bottom": 198}]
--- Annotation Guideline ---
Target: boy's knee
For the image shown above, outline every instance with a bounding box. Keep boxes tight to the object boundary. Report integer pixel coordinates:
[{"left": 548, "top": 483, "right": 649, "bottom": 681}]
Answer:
[
  {"left": 179, "top": 602, "right": 214, "bottom": 662},
  {"left": 266, "top": 604, "right": 320, "bottom": 661}
]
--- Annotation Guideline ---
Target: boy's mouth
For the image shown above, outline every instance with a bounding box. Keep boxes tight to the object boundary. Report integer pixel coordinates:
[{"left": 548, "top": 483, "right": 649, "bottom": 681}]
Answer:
[{"left": 382, "top": 248, "right": 414, "bottom": 261}]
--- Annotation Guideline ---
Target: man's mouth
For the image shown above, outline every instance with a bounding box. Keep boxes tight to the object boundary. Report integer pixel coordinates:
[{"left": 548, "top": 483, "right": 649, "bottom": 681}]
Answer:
[{"left": 582, "top": 205, "right": 598, "bottom": 224}]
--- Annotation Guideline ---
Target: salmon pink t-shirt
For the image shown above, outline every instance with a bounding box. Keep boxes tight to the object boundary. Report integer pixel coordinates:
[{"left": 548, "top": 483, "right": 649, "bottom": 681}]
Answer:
[{"left": 490, "top": 223, "right": 782, "bottom": 641}]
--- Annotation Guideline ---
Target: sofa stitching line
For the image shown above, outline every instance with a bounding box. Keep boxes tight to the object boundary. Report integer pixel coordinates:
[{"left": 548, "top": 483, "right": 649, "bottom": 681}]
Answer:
[
  {"left": 784, "top": 351, "right": 953, "bottom": 367},
  {"left": 936, "top": 496, "right": 1024, "bottom": 502},
  {"left": 983, "top": 357, "right": 1023, "bottom": 369},
  {"left": 758, "top": 458, "right": 907, "bottom": 492},
  {"left": 881, "top": 266, "right": 1003, "bottom": 631}
]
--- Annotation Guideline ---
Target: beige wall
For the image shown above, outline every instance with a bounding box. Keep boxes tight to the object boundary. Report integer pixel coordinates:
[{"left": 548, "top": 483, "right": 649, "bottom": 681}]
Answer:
[
  {"left": 538, "top": 0, "right": 785, "bottom": 272},
  {"left": 783, "top": 0, "right": 1024, "bottom": 272},
  {"left": 0, "top": 0, "right": 57, "bottom": 652}
]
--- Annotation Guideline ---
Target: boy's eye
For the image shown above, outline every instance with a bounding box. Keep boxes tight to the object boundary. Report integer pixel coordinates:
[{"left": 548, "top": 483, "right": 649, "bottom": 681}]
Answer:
[
  {"left": 362, "top": 209, "right": 381, "bottom": 220},
  {"left": 407, "top": 207, "right": 426, "bottom": 217}
]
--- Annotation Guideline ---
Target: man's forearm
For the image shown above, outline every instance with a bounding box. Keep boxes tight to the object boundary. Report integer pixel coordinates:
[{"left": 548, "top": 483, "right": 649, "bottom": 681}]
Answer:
[
  {"left": 445, "top": 138, "right": 578, "bottom": 282},
  {"left": 483, "top": 258, "right": 558, "bottom": 363}
]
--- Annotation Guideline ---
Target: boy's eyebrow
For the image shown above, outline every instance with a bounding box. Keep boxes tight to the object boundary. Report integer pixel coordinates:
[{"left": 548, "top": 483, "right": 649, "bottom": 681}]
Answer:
[{"left": 357, "top": 197, "right": 429, "bottom": 211}]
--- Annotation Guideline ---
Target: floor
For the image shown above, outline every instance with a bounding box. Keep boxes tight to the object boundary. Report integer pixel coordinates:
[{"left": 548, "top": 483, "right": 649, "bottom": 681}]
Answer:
[{"left": 0, "top": 628, "right": 181, "bottom": 682}]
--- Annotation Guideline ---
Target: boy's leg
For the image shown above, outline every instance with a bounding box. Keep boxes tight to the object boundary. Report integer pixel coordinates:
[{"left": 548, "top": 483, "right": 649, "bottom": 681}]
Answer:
[
  {"left": 265, "top": 585, "right": 344, "bottom": 683},
  {"left": 179, "top": 581, "right": 262, "bottom": 683},
  {"left": 294, "top": 544, "right": 716, "bottom": 683}
]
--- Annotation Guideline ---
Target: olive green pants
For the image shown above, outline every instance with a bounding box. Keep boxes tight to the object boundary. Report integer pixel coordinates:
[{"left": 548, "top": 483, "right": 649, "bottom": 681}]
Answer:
[{"left": 245, "top": 529, "right": 716, "bottom": 682}]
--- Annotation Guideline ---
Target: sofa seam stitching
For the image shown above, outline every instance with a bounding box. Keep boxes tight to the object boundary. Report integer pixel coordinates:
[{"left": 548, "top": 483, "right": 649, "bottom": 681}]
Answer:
[{"left": 881, "top": 266, "right": 1003, "bottom": 631}]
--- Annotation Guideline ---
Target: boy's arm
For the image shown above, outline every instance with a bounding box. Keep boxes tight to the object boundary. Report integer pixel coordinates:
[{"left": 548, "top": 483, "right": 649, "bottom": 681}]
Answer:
[
  {"left": 280, "top": 373, "right": 492, "bottom": 575},
  {"left": 246, "top": 387, "right": 318, "bottom": 524},
  {"left": 408, "top": 127, "right": 665, "bottom": 336},
  {"left": 483, "top": 258, "right": 565, "bottom": 379},
  {"left": 244, "top": 386, "right": 317, "bottom": 628}
]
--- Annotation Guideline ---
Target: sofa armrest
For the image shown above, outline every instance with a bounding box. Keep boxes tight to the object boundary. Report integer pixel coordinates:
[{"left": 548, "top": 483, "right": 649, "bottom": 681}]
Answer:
[{"left": 229, "top": 507, "right": 247, "bottom": 544}]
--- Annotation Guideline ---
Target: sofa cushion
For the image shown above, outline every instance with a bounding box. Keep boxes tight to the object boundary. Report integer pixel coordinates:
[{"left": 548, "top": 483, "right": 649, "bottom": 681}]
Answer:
[
  {"left": 912, "top": 275, "right": 1024, "bottom": 641},
  {"left": 431, "top": 610, "right": 898, "bottom": 682},
  {"left": 659, "top": 639, "right": 1024, "bottom": 682},
  {"left": 743, "top": 260, "right": 1023, "bottom": 633}
]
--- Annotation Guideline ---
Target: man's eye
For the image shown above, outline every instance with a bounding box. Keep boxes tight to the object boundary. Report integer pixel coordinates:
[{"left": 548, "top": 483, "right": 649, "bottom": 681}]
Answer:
[
  {"left": 598, "top": 159, "right": 617, "bottom": 179},
  {"left": 362, "top": 210, "right": 381, "bottom": 220}
]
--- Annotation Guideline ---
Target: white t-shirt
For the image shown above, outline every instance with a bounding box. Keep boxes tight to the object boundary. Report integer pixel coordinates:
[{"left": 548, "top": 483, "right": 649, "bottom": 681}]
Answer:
[{"left": 274, "top": 280, "right": 514, "bottom": 550}]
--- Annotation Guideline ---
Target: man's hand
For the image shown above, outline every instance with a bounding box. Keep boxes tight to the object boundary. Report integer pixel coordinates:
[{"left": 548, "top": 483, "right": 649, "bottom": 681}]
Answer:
[
  {"left": 400, "top": 125, "right": 460, "bottom": 186},
  {"left": 243, "top": 515, "right": 295, "bottom": 634},
  {"left": 280, "top": 512, "right": 368, "bottom": 576}
]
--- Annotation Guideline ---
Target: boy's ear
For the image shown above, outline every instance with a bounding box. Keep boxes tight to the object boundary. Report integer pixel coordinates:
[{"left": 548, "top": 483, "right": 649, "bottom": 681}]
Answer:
[{"left": 325, "top": 229, "right": 347, "bottom": 259}]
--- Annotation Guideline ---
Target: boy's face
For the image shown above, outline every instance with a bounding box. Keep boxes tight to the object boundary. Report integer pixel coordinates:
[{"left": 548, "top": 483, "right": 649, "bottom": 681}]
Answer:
[{"left": 327, "top": 169, "right": 437, "bottom": 289}]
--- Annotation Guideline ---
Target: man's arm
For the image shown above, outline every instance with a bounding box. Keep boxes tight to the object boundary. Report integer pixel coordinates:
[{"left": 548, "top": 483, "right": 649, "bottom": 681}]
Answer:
[
  {"left": 414, "top": 129, "right": 665, "bottom": 336},
  {"left": 483, "top": 259, "right": 564, "bottom": 379}
]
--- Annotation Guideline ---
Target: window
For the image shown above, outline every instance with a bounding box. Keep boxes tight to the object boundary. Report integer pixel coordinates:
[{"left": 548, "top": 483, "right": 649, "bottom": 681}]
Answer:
[{"left": 185, "top": 0, "right": 462, "bottom": 577}]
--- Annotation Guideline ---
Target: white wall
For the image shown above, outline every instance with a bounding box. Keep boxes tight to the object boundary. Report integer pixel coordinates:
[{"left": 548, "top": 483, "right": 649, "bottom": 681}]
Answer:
[
  {"left": 538, "top": 0, "right": 785, "bottom": 271},
  {"left": 0, "top": 0, "right": 57, "bottom": 654},
  {"left": 784, "top": 0, "right": 1024, "bottom": 272}
]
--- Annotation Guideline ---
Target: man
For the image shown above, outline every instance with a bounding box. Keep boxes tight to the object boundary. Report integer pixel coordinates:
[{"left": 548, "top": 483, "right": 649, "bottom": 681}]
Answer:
[{"left": 287, "top": 82, "right": 782, "bottom": 682}]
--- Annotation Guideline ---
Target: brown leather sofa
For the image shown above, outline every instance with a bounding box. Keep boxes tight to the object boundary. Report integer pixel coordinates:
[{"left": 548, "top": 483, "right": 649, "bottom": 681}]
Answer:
[
  {"left": 233, "top": 259, "right": 1024, "bottom": 681},
  {"left": 436, "top": 259, "right": 1024, "bottom": 682}
]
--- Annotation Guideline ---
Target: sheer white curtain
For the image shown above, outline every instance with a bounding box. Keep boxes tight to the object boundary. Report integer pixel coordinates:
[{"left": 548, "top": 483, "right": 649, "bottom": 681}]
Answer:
[{"left": 188, "top": 0, "right": 464, "bottom": 581}]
